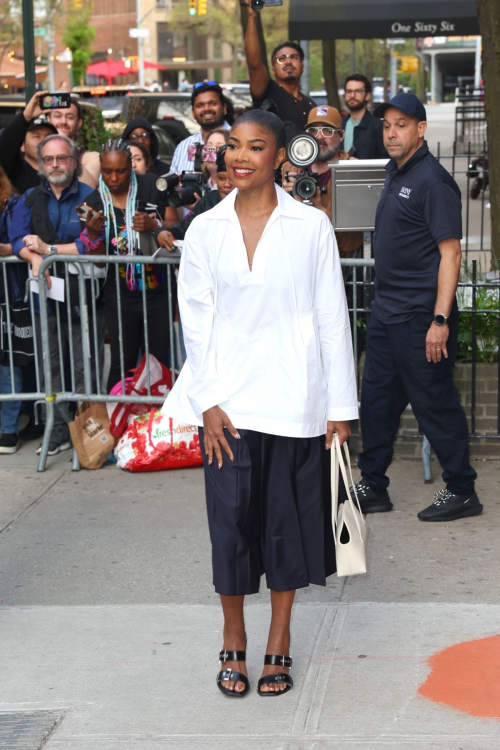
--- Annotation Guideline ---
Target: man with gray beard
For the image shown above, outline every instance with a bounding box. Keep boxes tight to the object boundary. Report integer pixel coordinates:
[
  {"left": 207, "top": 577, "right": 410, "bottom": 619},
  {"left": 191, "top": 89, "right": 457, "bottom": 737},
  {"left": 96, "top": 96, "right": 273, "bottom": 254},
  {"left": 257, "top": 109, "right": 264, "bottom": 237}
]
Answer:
[
  {"left": 9, "top": 134, "right": 106, "bottom": 455},
  {"left": 282, "top": 106, "right": 363, "bottom": 256}
]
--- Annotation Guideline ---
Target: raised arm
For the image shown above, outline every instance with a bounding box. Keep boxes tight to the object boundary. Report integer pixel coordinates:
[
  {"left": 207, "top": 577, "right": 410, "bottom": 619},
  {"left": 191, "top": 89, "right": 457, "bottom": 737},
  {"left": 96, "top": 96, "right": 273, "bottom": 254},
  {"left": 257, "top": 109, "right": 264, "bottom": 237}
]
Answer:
[{"left": 243, "top": 3, "right": 270, "bottom": 100}]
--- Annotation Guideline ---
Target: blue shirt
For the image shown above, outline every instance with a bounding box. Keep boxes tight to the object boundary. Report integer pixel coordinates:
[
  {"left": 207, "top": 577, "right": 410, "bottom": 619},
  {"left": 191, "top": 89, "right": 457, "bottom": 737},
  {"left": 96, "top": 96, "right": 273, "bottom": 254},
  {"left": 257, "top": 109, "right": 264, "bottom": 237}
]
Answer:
[
  {"left": 9, "top": 176, "right": 94, "bottom": 257},
  {"left": 372, "top": 142, "right": 462, "bottom": 322}
]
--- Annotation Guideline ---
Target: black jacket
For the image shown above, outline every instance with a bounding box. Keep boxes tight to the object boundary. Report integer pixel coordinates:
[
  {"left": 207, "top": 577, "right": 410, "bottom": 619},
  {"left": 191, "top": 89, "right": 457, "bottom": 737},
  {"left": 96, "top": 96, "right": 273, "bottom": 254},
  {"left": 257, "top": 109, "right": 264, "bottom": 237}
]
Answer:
[
  {"left": 341, "top": 109, "right": 388, "bottom": 160},
  {"left": 0, "top": 113, "right": 42, "bottom": 193},
  {"left": 170, "top": 189, "right": 222, "bottom": 240},
  {"left": 122, "top": 116, "right": 171, "bottom": 177}
]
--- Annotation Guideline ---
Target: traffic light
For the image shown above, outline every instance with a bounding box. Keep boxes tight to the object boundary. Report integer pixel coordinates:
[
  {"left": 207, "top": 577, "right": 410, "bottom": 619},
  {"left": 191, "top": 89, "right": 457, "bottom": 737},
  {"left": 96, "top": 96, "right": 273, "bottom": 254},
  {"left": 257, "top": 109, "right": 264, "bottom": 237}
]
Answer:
[
  {"left": 198, "top": 0, "right": 208, "bottom": 14},
  {"left": 189, "top": 0, "right": 197, "bottom": 15}
]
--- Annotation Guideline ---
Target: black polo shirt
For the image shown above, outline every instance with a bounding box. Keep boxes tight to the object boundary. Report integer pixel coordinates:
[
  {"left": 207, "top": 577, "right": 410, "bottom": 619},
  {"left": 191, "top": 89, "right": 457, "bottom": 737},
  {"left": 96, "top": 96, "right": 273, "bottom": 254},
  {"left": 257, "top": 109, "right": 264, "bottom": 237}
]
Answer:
[
  {"left": 252, "top": 79, "right": 316, "bottom": 132},
  {"left": 372, "top": 142, "right": 462, "bottom": 323}
]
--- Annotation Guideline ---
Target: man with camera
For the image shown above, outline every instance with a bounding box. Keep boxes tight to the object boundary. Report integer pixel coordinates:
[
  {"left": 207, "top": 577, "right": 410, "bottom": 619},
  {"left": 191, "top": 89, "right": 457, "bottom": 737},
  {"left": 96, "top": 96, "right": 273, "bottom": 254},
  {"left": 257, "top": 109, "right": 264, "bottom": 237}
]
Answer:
[
  {"left": 341, "top": 74, "right": 387, "bottom": 160},
  {"left": 282, "top": 106, "right": 363, "bottom": 256},
  {"left": 169, "top": 82, "right": 231, "bottom": 176},
  {"left": 243, "top": 2, "right": 316, "bottom": 132}
]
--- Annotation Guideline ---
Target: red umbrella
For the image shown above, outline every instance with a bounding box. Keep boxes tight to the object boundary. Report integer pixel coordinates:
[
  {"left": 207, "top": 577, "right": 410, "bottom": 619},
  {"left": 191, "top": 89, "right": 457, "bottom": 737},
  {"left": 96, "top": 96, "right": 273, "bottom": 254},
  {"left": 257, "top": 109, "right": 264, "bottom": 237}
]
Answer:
[
  {"left": 129, "top": 61, "right": 167, "bottom": 73},
  {"left": 86, "top": 60, "right": 129, "bottom": 85}
]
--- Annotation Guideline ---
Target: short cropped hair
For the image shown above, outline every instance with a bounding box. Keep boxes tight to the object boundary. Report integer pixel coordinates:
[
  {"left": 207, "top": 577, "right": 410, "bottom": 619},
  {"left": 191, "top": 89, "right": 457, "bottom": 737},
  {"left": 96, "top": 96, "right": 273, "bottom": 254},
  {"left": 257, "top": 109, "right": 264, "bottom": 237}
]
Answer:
[
  {"left": 37, "top": 134, "right": 82, "bottom": 176},
  {"left": 344, "top": 73, "right": 372, "bottom": 94},
  {"left": 271, "top": 41, "right": 304, "bottom": 64}
]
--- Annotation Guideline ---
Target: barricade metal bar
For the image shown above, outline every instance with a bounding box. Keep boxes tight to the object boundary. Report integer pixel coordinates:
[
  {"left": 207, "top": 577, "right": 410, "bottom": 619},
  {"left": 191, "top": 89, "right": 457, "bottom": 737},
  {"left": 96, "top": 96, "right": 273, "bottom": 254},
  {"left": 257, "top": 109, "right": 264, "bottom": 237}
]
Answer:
[
  {"left": 141, "top": 263, "right": 151, "bottom": 397},
  {"left": 64, "top": 263, "right": 76, "bottom": 394},
  {"left": 471, "top": 260, "right": 477, "bottom": 436},
  {"left": 167, "top": 265, "right": 176, "bottom": 385},
  {"left": 115, "top": 256, "right": 126, "bottom": 396},
  {"left": 35, "top": 260, "right": 55, "bottom": 472},
  {"left": 2, "top": 261, "right": 16, "bottom": 393},
  {"left": 90, "top": 263, "right": 101, "bottom": 395},
  {"left": 76, "top": 263, "right": 92, "bottom": 395},
  {"left": 54, "top": 287, "right": 65, "bottom": 393}
]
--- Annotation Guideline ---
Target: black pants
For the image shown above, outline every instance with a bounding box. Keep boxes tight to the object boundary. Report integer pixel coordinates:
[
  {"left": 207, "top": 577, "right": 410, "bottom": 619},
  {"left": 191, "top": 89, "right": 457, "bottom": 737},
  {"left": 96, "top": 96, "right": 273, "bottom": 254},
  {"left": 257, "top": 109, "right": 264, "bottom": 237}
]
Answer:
[
  {"left": 105, "top": 303, "right": 170, "bottom": 392},
  {"left": 359, "top": 311, "right": 476, "bottom": 495}
]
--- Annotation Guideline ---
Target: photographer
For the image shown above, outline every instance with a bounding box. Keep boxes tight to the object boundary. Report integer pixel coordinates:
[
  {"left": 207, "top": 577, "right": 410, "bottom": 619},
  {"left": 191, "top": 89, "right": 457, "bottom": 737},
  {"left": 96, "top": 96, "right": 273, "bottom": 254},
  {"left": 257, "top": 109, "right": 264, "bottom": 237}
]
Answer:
[
  {"left": 282, "top": 106, "right": 363, "bottom": 256},
  {"left": 243, "top": 3, "right": 315, "bottom": 131},
  {"left": 169, "top": 83, "right": 231, "bottom": 175}
]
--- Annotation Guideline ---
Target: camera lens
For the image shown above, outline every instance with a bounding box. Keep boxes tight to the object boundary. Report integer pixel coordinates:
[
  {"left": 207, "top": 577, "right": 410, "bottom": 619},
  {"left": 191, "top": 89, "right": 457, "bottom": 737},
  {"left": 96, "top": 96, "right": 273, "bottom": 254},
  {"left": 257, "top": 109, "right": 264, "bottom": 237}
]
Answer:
[
  {"left": 168, "top": 186, "right": 199, "bottom": 208},
  {"left": 293, "top": 176, "right": 317, "bottom": 201},
  {"left": 286, "top": 133, "right": 319, "bottom": 169},
  {"left": 156, "top": 173, "right": 180, "bottom": 192},
  {"left": 252, "top": 0, "right": 265, "bottom": 8}
]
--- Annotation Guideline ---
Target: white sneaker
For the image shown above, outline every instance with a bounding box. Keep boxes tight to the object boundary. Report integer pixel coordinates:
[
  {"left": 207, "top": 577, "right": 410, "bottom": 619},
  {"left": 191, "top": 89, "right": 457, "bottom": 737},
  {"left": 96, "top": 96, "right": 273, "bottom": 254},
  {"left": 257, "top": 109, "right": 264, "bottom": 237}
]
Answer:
[{"left": 36, "top": 440, "right": 71, "bottom": 456}]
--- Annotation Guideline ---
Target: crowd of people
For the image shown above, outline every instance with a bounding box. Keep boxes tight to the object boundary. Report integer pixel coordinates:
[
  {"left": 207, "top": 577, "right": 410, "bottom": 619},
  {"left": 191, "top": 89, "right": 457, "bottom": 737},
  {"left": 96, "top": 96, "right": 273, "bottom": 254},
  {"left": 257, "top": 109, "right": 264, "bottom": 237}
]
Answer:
[{"left": 0, "top": 6, "right": 480, "bottom": 531}]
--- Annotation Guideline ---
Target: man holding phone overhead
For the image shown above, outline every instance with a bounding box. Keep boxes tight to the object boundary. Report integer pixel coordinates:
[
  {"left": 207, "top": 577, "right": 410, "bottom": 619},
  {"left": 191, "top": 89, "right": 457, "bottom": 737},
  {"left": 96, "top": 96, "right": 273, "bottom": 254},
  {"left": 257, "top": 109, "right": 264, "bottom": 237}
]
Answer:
[
  {"left": 0, "top": 91, "right": 100, "bottom": 193},
  {"left": 243, "top": 1, "right": 316, "bottom": 132}
]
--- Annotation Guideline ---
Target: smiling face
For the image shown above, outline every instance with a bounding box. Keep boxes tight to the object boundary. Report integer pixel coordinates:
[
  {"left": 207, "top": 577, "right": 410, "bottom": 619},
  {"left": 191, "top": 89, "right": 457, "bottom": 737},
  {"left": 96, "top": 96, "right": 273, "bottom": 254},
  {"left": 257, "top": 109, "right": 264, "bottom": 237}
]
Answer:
[
  {"left": 272, "top": 46, "right": 304, "bottom": 84},
  {"left": 225, "top": 122, "right": 285, "bottom": 193},
  {"left": 192, "top": 91, "right": 226, "bottom": 131},
  {"left": 100, "top": 151, "right": 132, "bottom": 194},
  {"left": 46, "top": 103, "right": 82, "bottom": 140},
  {"left": 383, "top": 107, "right": 427, "bottom": 167}
]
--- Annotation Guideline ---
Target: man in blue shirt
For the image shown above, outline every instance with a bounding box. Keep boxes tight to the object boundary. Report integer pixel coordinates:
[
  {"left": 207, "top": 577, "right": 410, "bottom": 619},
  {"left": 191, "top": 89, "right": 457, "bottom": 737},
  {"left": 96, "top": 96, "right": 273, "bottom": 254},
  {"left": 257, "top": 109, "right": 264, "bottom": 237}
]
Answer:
[
  {"left": 10, "top": 134, "right": 105, "bottom": 455},
  {"left": 352, "top": 94, "right": 480, "bottom": 522}
]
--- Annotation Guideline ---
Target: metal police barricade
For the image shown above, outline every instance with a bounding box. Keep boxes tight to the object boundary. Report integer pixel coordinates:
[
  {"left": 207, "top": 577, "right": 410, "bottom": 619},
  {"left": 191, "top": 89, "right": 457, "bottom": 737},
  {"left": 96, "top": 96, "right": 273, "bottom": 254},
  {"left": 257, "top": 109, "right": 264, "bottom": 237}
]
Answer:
[
  {"left": 35, "top": 254, "right": 181, "bottom": 472},
  {"left": 0, "top": 256, "right": 45, "bottom": 444}
]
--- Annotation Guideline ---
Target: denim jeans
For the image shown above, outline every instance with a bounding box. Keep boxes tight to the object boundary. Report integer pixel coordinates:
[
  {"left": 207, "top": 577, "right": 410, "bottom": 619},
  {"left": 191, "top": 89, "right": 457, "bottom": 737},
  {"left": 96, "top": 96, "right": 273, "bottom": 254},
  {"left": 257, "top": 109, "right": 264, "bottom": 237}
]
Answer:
[{"left": 0, "top": 364, "right": 23, "bottom": 434}]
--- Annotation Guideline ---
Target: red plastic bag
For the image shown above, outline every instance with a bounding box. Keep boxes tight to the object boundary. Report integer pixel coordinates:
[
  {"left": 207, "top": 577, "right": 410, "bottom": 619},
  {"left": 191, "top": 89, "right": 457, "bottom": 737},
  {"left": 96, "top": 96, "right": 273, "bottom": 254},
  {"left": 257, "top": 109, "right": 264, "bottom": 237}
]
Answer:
[
  {"left": 108, "top": 354, "right": 172, "bottom": 438},
  {"left": 114, "top": 409, "right": 203, "bottom": 472}
]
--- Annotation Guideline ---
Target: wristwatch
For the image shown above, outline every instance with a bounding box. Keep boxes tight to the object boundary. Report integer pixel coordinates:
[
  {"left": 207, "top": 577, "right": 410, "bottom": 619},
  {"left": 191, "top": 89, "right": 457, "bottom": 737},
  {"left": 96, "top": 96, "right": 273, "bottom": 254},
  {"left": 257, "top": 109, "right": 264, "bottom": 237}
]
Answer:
[
  {"left": 433, "top": 314, "right": 449, "bottom": 326},
  {"left": 48, "top": 245, "right": 57, "bottom": 255}
]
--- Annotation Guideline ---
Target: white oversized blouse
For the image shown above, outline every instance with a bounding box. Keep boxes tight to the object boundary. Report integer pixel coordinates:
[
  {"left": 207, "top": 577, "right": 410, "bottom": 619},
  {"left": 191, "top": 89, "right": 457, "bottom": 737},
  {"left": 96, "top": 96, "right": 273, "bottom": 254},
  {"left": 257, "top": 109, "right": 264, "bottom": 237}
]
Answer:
[{"left": 162, "top": 185, "right": 358, "bottom": 438}]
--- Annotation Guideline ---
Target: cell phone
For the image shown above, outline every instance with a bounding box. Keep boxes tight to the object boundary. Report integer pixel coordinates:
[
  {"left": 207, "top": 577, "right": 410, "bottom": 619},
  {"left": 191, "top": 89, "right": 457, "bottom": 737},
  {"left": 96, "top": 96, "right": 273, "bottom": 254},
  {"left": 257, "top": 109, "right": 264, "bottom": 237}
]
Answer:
[
  {"left": 75, "top": 202, "right": 103, "bottom": 222},
  {"left": 188, "top": 144, "right": 218, "bottom": 163},
  {"left": 40, "top": 93, "right": 72, "bottom": 110}
]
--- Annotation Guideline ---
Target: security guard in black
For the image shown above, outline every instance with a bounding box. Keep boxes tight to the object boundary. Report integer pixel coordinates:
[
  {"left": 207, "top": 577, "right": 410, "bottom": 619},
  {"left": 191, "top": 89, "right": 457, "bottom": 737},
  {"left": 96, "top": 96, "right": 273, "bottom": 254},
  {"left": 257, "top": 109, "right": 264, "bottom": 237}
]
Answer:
[{"left": 372, "top": 141, "right": 462, "bottom": 321}]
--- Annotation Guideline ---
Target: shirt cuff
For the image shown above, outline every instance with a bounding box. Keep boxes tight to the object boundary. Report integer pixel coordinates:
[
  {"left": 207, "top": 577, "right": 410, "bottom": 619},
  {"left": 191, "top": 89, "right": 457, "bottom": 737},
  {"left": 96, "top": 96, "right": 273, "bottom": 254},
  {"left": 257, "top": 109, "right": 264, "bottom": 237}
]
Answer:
[
  {"left": 74, "top": 238, "right": 86, "bottom": 255},
  {"left": 327, "top": 406, "right": 359, "bottom": 422},
  {"left": 11, "top": 240, "right": 25, "bottom": 257}
]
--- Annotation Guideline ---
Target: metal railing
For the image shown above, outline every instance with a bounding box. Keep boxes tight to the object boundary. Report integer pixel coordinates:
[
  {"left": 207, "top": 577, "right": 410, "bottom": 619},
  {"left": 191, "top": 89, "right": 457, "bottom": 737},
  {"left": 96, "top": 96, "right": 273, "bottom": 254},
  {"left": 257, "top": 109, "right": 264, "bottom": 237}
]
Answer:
[
  {"left": 454, "top": 93, "right": 487, "bottom": 154},
  {"left": 1, "top": 253, "right": 498, "bottom": 472}
]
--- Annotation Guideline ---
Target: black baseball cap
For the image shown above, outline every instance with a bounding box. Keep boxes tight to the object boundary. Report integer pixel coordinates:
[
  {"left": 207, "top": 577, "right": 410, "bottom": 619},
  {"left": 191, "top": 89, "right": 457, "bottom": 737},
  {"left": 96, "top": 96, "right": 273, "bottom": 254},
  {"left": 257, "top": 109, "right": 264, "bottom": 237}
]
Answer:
[
  {"left": 27, "top": 117, "right": 58, "bottom": 134},
  {"left": 373, "top": 93, "right": 427, "bottom": 122}
]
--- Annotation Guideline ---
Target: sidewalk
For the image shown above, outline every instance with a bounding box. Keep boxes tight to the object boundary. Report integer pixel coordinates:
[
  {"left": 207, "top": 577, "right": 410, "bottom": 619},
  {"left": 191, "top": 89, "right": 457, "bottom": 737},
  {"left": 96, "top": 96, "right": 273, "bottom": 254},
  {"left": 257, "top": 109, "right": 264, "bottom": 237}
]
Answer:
[{"left": 0, "top": 447, "right": 499, "bottom": 749}]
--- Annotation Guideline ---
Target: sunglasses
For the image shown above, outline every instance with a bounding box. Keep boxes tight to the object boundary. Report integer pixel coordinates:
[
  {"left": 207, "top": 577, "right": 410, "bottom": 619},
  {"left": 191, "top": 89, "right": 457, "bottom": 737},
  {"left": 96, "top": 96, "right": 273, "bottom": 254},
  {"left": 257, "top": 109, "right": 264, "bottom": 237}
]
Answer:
[{"left": 193, "top": 80, "right": 218, "bottom": 89}]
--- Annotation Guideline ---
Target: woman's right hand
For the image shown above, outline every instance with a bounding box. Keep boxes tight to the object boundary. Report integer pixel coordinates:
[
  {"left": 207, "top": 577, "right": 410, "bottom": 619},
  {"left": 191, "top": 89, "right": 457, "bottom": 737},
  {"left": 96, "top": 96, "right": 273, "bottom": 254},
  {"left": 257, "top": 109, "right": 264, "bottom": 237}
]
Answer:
[
  {"left": 85, "top": 209, "right": 106, "bottom": 240},
  {"left": 202, "top": 406, "right": 240, "bottom": 468}
]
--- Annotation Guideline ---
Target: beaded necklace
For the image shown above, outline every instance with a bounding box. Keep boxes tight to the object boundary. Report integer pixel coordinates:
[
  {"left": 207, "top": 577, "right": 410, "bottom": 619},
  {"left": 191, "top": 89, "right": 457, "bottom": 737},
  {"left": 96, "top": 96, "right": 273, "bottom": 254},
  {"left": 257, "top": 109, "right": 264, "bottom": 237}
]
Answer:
[{"left": 99, "top": 169, "right": 138, "bottom": 289}]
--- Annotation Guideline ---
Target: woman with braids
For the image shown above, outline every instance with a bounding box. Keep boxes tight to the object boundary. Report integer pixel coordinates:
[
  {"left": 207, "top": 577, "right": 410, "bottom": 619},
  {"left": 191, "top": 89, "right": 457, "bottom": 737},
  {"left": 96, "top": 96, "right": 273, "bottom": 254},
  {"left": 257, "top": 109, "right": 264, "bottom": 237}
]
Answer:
[
  {"left": 163, "top": 106, "right": 358, "bottom": 697},
  {"left": 84, "top": 139, "right": 171, "bottom": 392}
]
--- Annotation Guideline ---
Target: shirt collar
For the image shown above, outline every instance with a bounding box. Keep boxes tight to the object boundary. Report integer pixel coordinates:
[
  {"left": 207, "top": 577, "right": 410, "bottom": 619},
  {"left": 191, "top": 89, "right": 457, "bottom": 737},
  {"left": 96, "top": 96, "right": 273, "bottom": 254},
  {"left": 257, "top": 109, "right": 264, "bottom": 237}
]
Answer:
[
  {"left": 386, "top": 141, "right": 429, "bottom": 176},
  {"left": 204, "top": 184, "right": 305, "bottom": 221}
]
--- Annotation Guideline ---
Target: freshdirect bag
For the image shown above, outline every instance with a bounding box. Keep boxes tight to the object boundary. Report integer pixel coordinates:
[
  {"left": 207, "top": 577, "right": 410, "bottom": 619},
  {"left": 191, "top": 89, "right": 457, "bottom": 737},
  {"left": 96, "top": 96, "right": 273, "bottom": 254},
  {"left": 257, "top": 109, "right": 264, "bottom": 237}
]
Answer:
[
  {"left": 108, "top": 354, "right": 172, "bottom": 438},
  {"left": 115, "top": 409, "right": 202, "bottom": 472},
  {"left": 69, "top": 401, "right": 114, "bottom": 470}
]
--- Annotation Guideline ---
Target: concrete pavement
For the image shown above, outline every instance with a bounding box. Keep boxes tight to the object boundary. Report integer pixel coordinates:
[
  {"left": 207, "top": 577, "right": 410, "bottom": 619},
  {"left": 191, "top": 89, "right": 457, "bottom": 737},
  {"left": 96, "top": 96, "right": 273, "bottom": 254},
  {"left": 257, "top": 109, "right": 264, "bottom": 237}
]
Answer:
[{"left": 0, "top": 446, "right": 499, "bottom": 749}]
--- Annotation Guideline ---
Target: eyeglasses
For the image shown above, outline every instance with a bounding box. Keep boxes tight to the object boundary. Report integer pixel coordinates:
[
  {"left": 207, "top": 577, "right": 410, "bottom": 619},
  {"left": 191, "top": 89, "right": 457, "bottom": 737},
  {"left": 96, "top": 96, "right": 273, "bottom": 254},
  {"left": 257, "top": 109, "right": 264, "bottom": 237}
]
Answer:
[
  {"left": 274, "top": 53, "right": 301, "bottom": 65},
  {"left": 193, "top": 80, "right": 218, "bottom": 89},
  {"left": 306, "top": 126, "right": 339, "bottom": 137},
  {"left": 345, "top": 88, "right": 366, "bottom": 96},
  {"left": 130, "top": 132, "right": 149, "bottom": 140},
  {"left": 41, "top": 154, "right": 72, "bottom": 165}
]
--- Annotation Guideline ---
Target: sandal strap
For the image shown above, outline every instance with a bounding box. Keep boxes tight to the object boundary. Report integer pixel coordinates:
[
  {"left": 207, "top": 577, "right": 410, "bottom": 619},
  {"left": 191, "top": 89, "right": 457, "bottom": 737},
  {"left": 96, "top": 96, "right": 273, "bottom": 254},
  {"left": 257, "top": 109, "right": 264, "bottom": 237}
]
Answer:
[
  {"left": 217, "top": 668, "right": 249, "bottom": 686},
  {"left": 219, "top": 649, "right": 246, "bottom": 663},
  {"left": 264, "top": 654, "right": 293, "bottom": 669},
  {"left": 258, "top": 673, "right": 293, "bottom": 688}
]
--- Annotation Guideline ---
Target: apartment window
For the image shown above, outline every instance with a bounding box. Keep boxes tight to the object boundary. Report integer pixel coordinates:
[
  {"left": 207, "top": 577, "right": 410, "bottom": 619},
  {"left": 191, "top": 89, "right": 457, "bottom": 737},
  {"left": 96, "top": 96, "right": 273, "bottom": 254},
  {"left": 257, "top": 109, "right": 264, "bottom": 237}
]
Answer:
[{"left": 158, "top": 23, "right": 173, "bottom": 59}]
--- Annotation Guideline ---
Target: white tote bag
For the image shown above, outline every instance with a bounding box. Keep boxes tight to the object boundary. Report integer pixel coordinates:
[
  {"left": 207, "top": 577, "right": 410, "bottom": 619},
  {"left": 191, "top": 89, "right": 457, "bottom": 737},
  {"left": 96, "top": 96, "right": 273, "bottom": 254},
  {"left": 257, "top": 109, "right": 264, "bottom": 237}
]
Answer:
[{"left": 331, "top": 434, "right": 369, "bottom": 577}]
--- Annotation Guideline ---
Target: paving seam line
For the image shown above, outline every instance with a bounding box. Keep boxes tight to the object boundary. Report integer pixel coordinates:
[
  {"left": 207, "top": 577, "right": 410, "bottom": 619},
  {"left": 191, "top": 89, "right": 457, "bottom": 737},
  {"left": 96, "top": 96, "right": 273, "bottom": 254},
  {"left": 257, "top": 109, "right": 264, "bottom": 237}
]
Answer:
[{"left": 0, "top": 470, "right": 66, "bottom": 535}]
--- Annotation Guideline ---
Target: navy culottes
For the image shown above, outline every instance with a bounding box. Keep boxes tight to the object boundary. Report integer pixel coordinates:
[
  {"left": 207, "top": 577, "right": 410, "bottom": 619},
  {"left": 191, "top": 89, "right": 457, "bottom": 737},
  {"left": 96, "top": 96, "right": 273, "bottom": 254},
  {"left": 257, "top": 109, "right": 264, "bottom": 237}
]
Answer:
[{"left": 199, "top": 427, "right": 341, "bottom": 596}]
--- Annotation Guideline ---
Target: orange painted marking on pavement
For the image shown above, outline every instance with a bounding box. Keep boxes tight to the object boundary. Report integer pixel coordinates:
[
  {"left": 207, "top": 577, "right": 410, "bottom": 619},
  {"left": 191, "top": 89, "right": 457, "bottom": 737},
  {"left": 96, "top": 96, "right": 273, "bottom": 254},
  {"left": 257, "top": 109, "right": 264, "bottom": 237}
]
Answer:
[{"left": 419, "top": 635, "right": 500, "bottom": 719}]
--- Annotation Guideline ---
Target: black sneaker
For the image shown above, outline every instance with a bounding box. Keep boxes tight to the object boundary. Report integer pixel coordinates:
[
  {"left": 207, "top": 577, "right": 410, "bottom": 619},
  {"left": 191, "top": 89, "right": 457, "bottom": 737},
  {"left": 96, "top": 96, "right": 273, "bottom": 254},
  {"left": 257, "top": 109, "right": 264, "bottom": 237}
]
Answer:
[
  {"left": 418, "top": 488, "right": 483, "bottom": 522},
  {"left": 19, "top": 417, "right": 44, "bottom": 442},
  {"left": 35, "top": 440, "right": 71, "bottom": 456},
  {"left": 0, "top": 433, "right": 20, "bottom": 454},
  {"left": 350, "top": 481, "right": 393, "bottom": 513}
]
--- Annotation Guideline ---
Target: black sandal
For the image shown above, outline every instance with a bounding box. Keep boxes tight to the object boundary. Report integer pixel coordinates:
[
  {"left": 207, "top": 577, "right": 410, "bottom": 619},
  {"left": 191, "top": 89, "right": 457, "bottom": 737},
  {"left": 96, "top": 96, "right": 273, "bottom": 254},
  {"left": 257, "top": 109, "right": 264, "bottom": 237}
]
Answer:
[
  {"left": 216, "top": 648, "right": 250, "bottom": 698},
  {"left": 257, "top": 654, "right": 293, "bottom": 697}
]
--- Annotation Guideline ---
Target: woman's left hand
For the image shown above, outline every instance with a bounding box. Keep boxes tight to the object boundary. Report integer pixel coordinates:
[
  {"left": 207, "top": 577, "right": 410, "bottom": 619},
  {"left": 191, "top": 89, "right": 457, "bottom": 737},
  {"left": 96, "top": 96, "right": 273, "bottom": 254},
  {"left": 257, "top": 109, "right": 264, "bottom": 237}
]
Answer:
[
  {"left": 133, "top": 212, "right": 158, "bottom": 232},
  {"left": 325, "top": 420, "right": 351, "bottom": 449}
]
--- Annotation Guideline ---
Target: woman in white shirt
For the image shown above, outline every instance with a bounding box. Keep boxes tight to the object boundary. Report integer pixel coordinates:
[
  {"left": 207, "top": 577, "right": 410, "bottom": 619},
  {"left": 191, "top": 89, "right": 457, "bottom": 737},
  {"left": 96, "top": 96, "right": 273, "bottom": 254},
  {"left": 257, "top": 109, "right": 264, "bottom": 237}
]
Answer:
[{"left": 162, "top": 107, "right": 358, "bottom": 698}]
